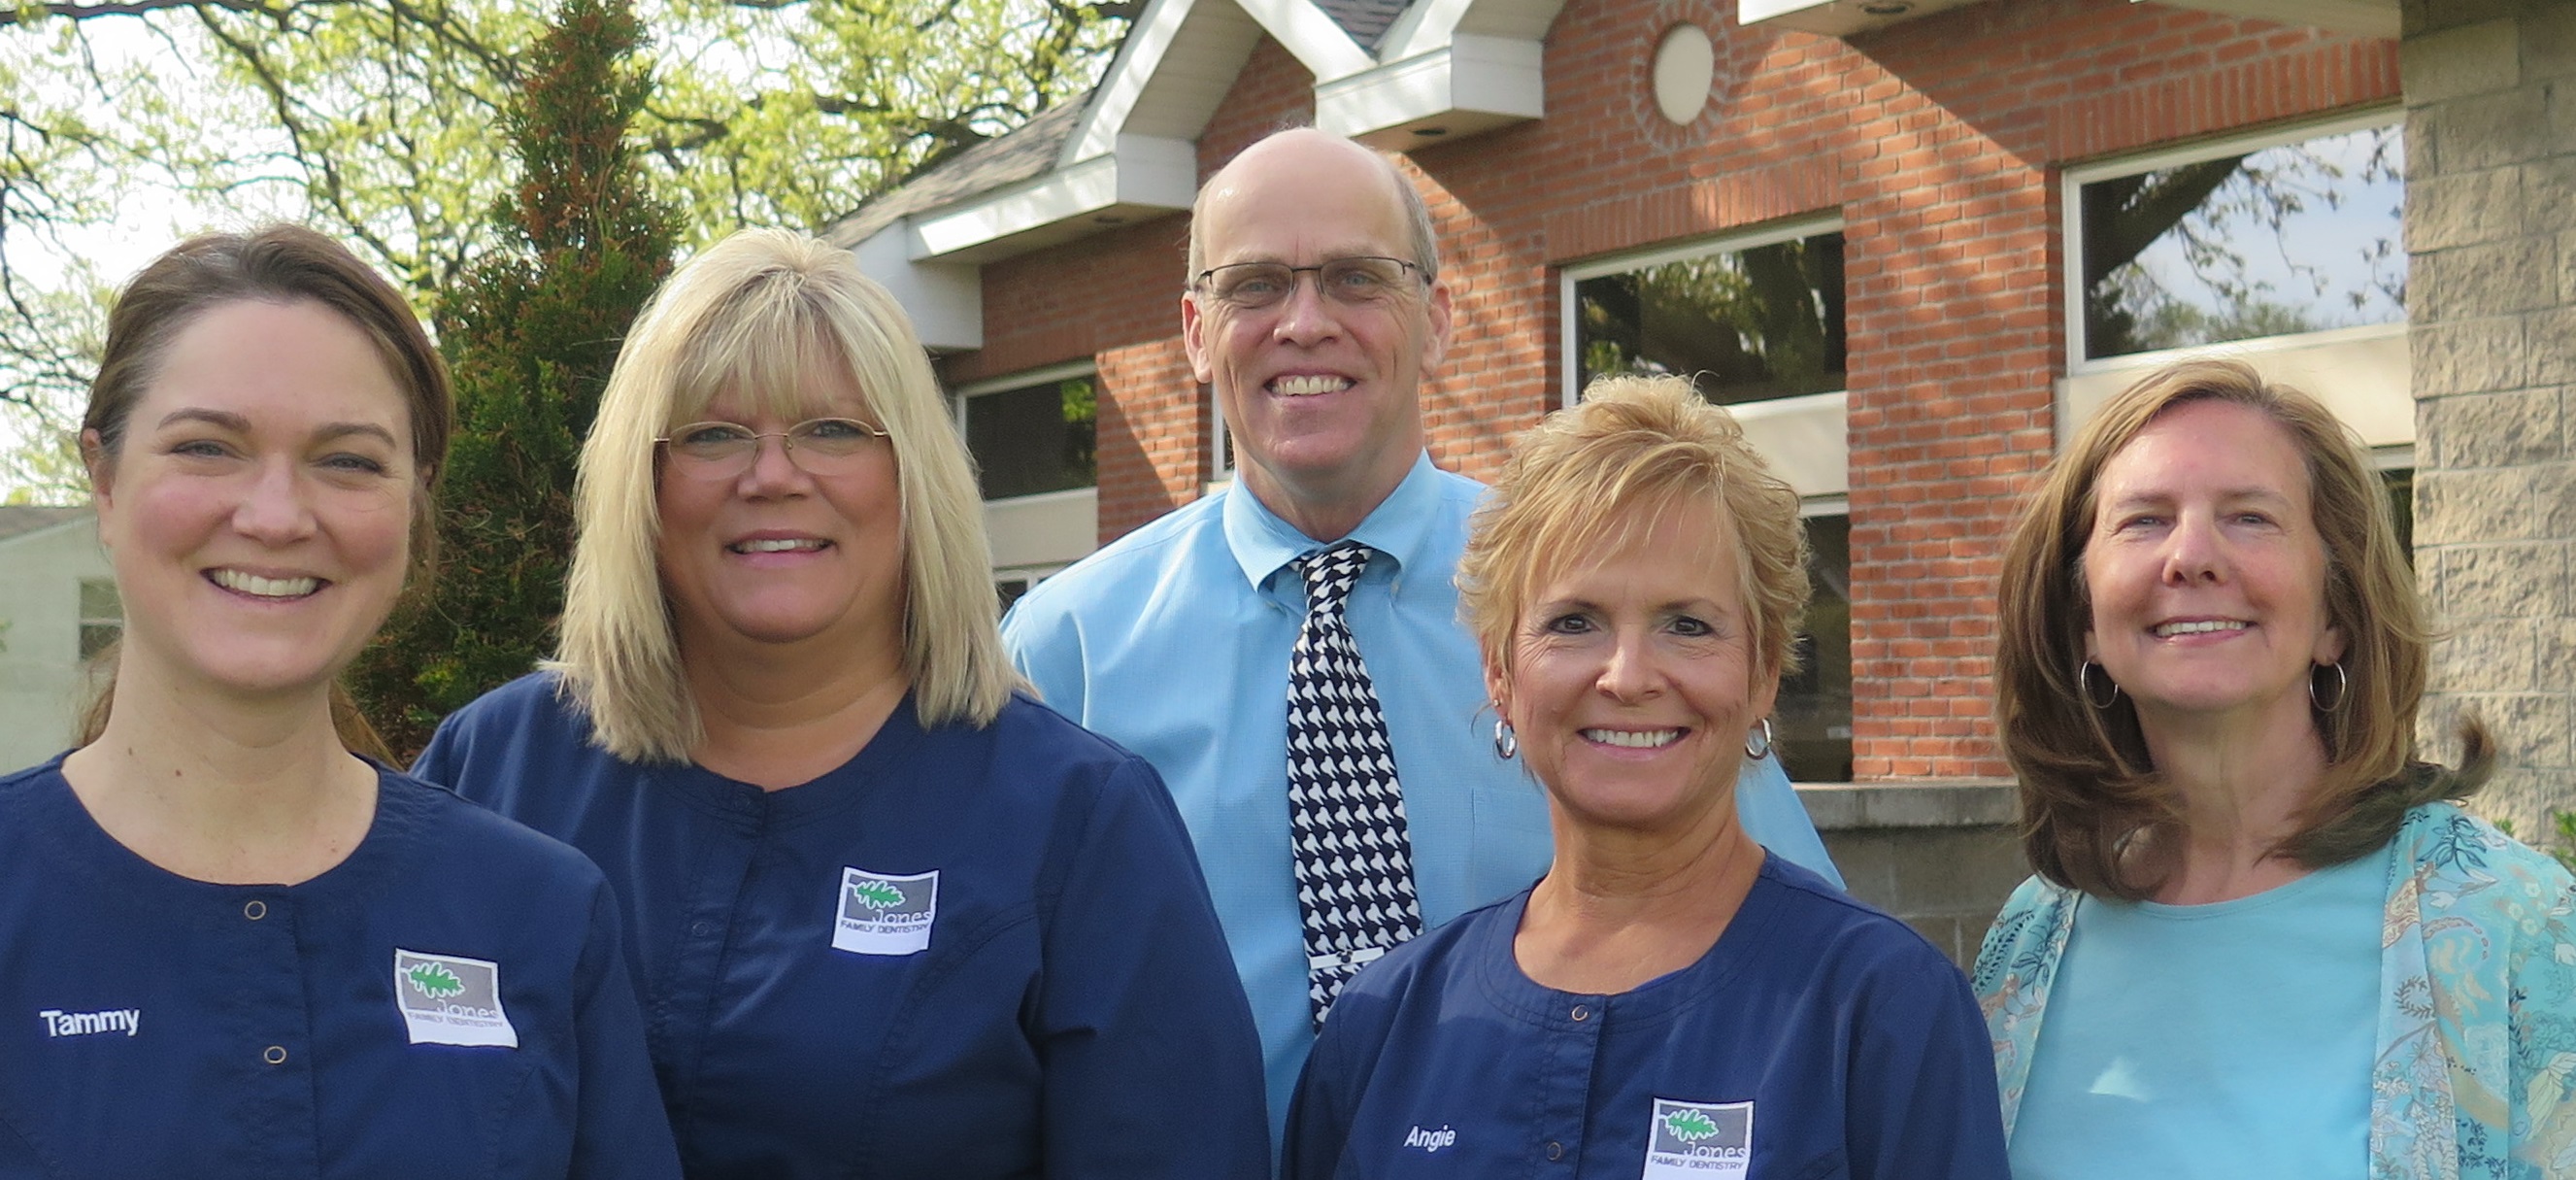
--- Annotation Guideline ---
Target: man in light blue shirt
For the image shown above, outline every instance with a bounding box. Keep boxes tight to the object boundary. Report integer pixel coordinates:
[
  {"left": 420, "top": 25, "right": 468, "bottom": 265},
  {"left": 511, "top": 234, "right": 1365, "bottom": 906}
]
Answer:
[{"left": 1001, "top": 128, "right": 1839, "bottom": 1134}]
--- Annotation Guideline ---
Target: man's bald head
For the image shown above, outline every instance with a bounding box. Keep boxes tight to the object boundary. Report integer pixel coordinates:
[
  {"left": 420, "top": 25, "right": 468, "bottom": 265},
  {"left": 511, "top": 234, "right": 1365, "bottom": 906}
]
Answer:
[{"left": 1186, "top": 128, "right": 1440, "bottom": 286}]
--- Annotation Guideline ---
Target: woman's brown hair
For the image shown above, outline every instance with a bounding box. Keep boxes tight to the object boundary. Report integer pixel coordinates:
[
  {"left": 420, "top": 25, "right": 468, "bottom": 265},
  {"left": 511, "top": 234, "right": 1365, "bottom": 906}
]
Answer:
[
  {"left": 1994, "top": 357, "right": 2486, "bottom": 899},
  {"left": 74, "top": 225, "right": 453, "bottom": 762}
]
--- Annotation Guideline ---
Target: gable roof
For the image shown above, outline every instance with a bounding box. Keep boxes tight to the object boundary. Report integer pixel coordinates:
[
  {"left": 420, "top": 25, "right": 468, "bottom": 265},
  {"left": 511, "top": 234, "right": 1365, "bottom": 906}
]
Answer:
[
  {"left": 823, "top": 103, "right": 1089, "bottom": 251},
  {"left": 0, "top": 506, "right": 87, "bottom": 545}
]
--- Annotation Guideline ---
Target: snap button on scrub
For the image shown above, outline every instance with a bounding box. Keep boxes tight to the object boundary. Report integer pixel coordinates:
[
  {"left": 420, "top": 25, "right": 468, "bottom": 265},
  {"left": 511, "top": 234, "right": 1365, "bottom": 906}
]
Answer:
[
  {"left": 262, "top": 1045, "right": 287, "bottom": 1065},
  {"left": 1570, "top": 1003, "right": 1589, "bottom": 1022},
  {"left": 243, "top": 899, "right": 266, "bottom": 921},
  {"left": 690, "top": 920, "right": 717, "bottom": 937},
  {"left": 1545, "top": 1140, "right": 1564, "bottom": 1161}
]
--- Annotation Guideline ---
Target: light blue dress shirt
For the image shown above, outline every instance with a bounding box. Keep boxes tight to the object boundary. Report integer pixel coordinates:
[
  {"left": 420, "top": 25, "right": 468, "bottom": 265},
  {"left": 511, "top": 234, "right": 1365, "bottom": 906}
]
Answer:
[{"left": 1001, "top": 454, "right": 1842, "bottom": 1136}]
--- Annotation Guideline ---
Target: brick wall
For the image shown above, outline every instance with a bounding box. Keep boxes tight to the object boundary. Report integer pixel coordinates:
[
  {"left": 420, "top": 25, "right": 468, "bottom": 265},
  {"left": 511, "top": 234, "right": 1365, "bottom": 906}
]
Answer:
[
  {"left": 943, "top": 0, "right": 2398, "bottom": 780},
  {"left": 2404, "top": 0, "right": 2576, "bottom": 832}
]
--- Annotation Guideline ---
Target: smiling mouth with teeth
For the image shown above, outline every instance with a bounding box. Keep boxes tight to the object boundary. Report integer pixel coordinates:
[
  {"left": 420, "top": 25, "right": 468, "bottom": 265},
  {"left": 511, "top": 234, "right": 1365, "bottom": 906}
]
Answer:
[
  {"left": 1270, "top": 375, "right": 1352, "bottom": 397},
  {"left": 730, "top": 538, "right": 828, "bottom": 554},
  {"left": 1581, "top": 728, "right": 1683, "bottom": 749},
  {"left": 2154, "top": 620, "right": 2249, "bottom": 637},
  {"left": 210, "top": 569, "right": 321, "bottom": 598}
]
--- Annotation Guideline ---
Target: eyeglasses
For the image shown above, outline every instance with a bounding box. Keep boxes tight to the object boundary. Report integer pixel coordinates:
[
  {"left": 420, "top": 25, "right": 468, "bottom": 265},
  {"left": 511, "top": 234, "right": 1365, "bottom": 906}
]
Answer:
[
  {"left": 1190, "top": 256, "right": 1427, "bottom": 311},
  {"left": 655, "top": 417, "right": 890, "bottom": 480}
]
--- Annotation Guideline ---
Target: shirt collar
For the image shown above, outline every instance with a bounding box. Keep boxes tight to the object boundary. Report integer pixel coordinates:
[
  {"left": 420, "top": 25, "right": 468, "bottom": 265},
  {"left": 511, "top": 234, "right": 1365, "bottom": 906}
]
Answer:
[{"left": 1221, "top": 452, "right": 1446, "bottom": 592}]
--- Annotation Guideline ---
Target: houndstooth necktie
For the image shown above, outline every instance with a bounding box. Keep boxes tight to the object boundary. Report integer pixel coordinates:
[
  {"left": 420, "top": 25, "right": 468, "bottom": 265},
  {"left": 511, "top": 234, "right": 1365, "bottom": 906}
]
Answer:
[{"left": 1287, "top": 540, "right": 1423, "bottom": 1026}]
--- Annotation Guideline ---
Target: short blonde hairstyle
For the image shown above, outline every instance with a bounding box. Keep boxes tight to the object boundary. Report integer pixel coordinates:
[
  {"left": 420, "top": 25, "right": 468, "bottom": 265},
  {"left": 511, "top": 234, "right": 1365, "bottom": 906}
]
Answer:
[
  {"left": 1996, "top": 356, "right": 2485, "bottom": 899},
  {"left": 552, "top": 227, "right": 1018, "bottom": 761},
  {"left": 1459, "top": 374, "right": 1810, "bottom": 687}
]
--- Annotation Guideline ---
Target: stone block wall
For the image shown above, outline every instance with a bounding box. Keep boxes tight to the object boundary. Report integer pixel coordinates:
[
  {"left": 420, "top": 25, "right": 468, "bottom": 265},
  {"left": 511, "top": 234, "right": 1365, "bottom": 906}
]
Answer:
[
  {"left": 1803, "top": 782, "right": 2027, "bottom": 967},
  {"left": 2405, "top": 0, "right": 2576, "bottom": 834}
]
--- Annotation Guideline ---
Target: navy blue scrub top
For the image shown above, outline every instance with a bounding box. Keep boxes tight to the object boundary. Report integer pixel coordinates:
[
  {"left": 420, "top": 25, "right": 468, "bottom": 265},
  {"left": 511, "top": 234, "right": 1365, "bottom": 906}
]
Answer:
[
  {"left": 0, "top": 757, "right": 681, "bottom": 1179},
  {"left": 1284, "top": 857, "right": 2010, "bottom": 1180},
  {"left": 415, "top": 673, "right": 1270, "bottom": 1180}
]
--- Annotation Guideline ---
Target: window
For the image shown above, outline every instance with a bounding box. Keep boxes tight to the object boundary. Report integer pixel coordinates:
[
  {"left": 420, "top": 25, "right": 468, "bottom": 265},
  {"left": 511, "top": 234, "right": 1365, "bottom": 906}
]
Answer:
[
  {"left": 956, "top": 361, "right": 1103, "bottom": 605},
  {"left": 1566, "top": 222, "right": 1845, "bottom": 405},
  {"left": 959, "top": 368, "right": 1096, "bottom": 501},
  {"left": 78, "top": 578, "right": 119, "bottom": 660},
  {"left": 2071, "top": 114, "right": 2403, "bottom": 363}
]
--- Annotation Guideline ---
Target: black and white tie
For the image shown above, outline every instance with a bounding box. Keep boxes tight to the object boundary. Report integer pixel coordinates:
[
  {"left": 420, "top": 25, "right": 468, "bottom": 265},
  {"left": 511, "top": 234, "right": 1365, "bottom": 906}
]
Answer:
[{"left": 1287, "top": 541, "right": 1423, "bottom": 1026}]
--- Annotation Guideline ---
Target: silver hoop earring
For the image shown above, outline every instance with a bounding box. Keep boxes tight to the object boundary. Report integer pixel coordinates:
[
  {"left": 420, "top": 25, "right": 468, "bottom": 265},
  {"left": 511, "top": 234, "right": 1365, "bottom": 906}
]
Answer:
[
  {"left": 1744, "top": 718, "right": 1775, "bottom": 760},
  {"left": 1492, "top": 718, "right": 1518, "bottom": 760},
  {"left": 2078, "top": 661, "right": 2123, "bottom": 710},
  {"left": 2310, "top": 661, "right": 2350, "bottom": 712}
]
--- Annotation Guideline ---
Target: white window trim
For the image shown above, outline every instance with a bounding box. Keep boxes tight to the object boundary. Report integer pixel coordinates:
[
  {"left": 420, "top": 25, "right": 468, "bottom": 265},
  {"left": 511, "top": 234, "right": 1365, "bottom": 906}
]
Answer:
[
  {"left": 951, "top": 359, "right": 1100, "bottom": 504},
  {"left": 2058, "top": 105, "right": 2404, "bottom": 374},
  {"left": 1557, "top": 216, "right": 1850, "bottom": 498},
  {"left": 952, "top": 360, "right": 1102, "bottom": 578}
]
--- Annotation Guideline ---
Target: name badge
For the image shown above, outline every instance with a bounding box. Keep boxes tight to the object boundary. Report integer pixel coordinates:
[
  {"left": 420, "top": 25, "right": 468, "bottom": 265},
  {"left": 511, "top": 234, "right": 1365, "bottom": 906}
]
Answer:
[
  {"left": 832, "top": 867, "right": 938, "bottom": 956},
  {"left": 1641, "top": 1097, "right": 1752, "bottom": 1180},
  {"left": 393, "top": 950, "right": 518, "bottom": 1048}
]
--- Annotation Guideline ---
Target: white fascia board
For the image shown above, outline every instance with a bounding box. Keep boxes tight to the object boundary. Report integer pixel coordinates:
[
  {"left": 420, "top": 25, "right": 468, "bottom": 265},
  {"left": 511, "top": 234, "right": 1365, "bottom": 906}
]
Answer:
[
  {"left": 851, "top": 224, "right": 981, "bottom": 353},
  {"left": 1381, "top": 0, "right": 1475, "bottom": 59},
  {"left": 1315, "top": 34, "right": 1544, "bottom": 139},
  {"left": 1231, "top": 0, "right": 1375, "bottom": 83},
  {"left": 908, "top": 135, "right": 1195, "bottom": 261},
  {"left": 1069, "top": 0, "right": 1200, "bottom": 163},
  {"left": 1738, "top": 0, "right": 1993, "bottom": 37}
]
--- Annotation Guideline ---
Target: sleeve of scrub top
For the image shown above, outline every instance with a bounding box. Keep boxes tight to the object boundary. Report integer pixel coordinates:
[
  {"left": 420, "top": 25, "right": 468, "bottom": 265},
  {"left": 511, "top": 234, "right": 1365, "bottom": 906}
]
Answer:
[
  {"left": 1842, "top": 952, "right": 2010, "bottom": 1180},
  {"left": 1035, "top": 757, "right": 1269, "bottom": 1179},
  {"left": 568, "top": 879, "right": 685, "bottom": 1179}
]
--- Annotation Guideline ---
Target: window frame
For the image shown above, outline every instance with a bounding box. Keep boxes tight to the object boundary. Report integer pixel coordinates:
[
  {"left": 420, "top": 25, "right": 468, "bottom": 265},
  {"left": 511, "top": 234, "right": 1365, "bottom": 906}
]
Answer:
[
  {"left": 951, "top": 358, "right": 1100, "bottom": 506},
  {"left": 1557, "top": 213, "right": 1845, "bottom": 408},
  {"left": 2058, "top": 105, "right": 2406, "bottom": 375}
]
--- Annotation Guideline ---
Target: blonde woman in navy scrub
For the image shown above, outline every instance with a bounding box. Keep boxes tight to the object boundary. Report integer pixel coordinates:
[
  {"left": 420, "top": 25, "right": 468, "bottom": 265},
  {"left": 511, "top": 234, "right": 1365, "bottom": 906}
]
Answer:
[
  {"left": 0, "top": 226, "right": 679, "bottom": 1178},
  {"left": 415, "top": 227, "right": 1266, "bottom": 1179}
]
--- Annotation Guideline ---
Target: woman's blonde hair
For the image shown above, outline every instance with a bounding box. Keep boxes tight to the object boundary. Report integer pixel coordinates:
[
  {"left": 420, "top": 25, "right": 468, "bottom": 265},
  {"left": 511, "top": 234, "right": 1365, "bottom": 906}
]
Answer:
[
  {"left": 1995, "top": 356, "right": 2487, "bottom": 899},
  {"left": 1458, "top": 373, "right": 1810, "bottom": 689},
  {"left": 552, "top": 227, "right": 1018, "bottom": 761}
]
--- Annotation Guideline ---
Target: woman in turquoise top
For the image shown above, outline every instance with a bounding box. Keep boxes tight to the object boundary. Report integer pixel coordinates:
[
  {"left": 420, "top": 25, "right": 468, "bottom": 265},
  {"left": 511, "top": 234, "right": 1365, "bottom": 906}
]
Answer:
[{"left": 1974, "top": 357, "right": 2576, "bottom": 1179}]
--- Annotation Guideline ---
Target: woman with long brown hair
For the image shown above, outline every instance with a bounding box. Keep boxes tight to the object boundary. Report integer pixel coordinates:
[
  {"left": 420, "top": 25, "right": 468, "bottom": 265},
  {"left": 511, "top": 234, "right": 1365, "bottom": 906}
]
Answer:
[
  {"left": 1975, "top": 357, "right": 2576, "bottom": 1178},
  {"left": 0, "top": 226, "right": 678, "bottom": 1178}
]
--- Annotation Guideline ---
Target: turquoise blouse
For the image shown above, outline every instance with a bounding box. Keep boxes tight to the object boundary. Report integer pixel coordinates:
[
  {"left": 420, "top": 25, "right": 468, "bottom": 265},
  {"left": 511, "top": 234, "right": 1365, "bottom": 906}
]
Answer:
[{"left": 1974, "top": 801, "right": 2576, "bottom": 1179}]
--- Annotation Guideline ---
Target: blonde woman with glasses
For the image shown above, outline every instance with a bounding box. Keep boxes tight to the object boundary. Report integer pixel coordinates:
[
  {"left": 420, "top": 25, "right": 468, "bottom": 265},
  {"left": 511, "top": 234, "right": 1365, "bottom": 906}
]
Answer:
[{"left": 416, "top": 227, "right": 1267, "bottom": 1179}]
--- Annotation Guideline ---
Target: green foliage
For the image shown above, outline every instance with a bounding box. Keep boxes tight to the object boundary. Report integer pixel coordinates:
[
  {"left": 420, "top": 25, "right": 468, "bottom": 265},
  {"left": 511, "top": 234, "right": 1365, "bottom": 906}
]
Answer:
[
  {"left": 849, "top": 879, "right": 906, "bottom": 910},
  {"left": 1661, "top": 1109, "right": 1721, "bottom": 1143},
  {"left": 406, "top": 961, "right": 466, "bottom": 998},
  {"left": 0, "top": 0, "right": 1129, "bottom": 426},
  {"left": 346, "top": 0, "right": 677, "bottom": 759}
]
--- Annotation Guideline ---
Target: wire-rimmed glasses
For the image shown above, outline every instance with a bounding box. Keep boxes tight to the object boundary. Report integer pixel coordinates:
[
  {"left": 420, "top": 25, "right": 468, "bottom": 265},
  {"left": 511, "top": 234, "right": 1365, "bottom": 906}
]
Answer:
[{"left": 655, "top": 417, "right": 890, "bottom": 480}]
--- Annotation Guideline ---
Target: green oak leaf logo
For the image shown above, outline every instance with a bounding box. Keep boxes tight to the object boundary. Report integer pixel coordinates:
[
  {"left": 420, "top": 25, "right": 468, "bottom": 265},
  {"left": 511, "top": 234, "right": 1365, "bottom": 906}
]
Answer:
[
  {"left": 849, "top": 879, "right": 907, "bottom": 911},
  {"left": 406, "top": 962, "right": 466, "bottom": 999},
  {"left": 1662, "top": 1109, "right": 1722, "bottom": 1144}
]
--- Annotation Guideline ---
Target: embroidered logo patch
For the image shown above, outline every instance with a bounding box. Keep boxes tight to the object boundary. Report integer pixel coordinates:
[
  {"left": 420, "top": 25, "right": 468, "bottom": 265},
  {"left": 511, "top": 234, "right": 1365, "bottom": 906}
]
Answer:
[
  {"left": 1641, "top": 1097, "right": 1751, "bottom": 1179},
  {"left": 392, "top": 950, "right": 517, "bottom": 1048},
  {"left": 831, "top": 867, "right": 937, "bottom": 955}
]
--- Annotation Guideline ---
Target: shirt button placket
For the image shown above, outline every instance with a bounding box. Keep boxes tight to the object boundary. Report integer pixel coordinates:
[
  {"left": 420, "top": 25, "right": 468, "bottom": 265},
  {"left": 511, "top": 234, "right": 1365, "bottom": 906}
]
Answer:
[
  {"left": 238, "top": 894, "right": 318, "bottom": 1174},
  {"left": 1536, "top": 993, "right": 1605, "bottom": 1168}
]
